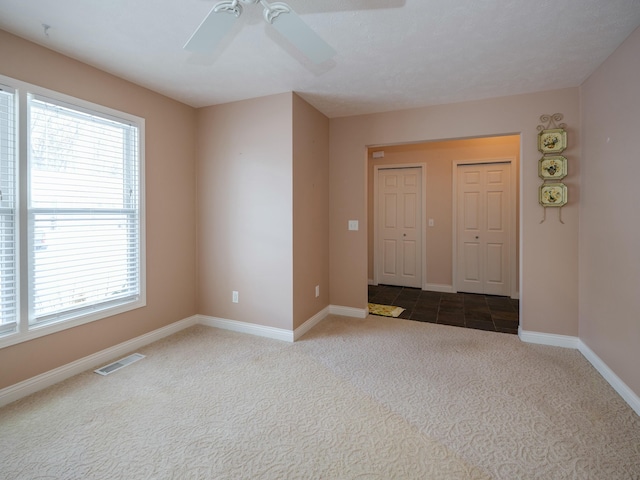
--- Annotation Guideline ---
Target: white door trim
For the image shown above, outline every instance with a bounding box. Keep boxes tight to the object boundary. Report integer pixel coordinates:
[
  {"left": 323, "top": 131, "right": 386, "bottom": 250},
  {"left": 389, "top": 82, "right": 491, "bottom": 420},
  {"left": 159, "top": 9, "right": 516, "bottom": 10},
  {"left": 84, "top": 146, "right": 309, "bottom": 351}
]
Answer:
[
  {"left": 452, "top": 158, "right": 517, "bottom": 298},
  {"left": 373, "top": 163, "right": 427, "bottom": 289}
]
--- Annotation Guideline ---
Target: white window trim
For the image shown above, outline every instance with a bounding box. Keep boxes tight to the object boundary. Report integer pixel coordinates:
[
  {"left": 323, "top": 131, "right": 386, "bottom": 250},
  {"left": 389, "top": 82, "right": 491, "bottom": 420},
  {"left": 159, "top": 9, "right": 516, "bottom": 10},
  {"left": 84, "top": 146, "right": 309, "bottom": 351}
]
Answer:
[{"left": 0, "top": 74, "right": 146, "bottom": 349}]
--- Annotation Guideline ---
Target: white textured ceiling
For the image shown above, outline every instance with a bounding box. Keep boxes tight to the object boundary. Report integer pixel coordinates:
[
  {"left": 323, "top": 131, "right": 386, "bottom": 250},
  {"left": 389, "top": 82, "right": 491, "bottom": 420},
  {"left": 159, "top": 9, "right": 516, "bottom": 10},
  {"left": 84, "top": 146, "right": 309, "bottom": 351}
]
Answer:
[{"left": 1, "top": 0, "right": 639, "bottom": 118}]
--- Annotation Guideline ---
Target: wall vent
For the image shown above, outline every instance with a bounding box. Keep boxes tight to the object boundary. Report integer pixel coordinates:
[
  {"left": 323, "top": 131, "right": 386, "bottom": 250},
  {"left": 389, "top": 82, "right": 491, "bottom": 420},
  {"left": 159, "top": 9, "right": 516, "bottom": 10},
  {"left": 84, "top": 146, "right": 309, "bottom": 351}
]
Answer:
[{"left": 94, "top": 353, "right": 145, "bottom": 376}]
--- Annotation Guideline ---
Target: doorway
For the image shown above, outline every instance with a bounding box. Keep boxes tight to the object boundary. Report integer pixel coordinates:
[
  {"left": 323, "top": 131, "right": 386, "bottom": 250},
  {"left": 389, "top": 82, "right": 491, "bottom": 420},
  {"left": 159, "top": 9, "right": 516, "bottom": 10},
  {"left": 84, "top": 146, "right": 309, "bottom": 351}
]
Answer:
[{"left": 367, "top": 136, "right": 520, "bottom": 299}]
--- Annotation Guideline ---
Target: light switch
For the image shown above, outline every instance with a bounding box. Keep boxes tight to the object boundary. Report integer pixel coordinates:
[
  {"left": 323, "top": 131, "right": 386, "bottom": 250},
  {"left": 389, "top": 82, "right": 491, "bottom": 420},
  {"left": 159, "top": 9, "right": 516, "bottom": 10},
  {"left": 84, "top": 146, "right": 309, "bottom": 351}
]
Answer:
[
  {"left": 348, "top": 220, "right": 359, "bottom": 231},
  {"left": 428, "top": 218, "right": 434, "bottom": 227}
]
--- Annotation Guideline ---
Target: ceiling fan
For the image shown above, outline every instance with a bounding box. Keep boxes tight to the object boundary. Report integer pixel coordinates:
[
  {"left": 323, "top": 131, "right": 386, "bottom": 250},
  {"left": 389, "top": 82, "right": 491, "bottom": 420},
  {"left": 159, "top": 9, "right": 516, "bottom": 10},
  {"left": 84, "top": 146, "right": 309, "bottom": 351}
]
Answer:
[{"left": 184, "top": 0, "right": 337, "bottom": 64}]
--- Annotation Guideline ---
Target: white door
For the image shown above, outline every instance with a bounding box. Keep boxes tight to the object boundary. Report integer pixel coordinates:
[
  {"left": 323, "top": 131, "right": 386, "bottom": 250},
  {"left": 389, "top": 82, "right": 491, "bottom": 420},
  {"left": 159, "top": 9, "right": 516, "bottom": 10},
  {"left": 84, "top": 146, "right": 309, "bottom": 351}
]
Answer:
[
  {"left": 377, "top": 168, "right": 422, "bottom": 288},
  {"left": 456, "top": 163, "right": 511, "bottom": 296}
]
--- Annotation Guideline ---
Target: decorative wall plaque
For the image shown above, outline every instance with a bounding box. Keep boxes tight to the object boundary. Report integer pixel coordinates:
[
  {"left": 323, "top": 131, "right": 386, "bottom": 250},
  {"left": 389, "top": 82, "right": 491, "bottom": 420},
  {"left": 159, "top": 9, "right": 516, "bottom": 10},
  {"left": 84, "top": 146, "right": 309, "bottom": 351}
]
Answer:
[
  {"left": 539, "top": 183, "right": 567, "bottom": 207},
  {"left": 538, "top": 155, "right": 567, "bottom": 180},
  {"left": 538, "top": 128, "right": 567, "bottom": 154}
]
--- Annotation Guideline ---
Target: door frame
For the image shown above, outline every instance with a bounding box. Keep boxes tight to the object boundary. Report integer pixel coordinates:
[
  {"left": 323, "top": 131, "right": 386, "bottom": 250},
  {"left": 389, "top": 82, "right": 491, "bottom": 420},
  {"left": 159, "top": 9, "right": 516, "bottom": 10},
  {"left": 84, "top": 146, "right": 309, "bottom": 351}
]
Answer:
[
  {"left": 452, "top": 158, "right": 518, "bottom": 298},
  {"left": 373, "top": 163, "right": 427, "bottom": 289}
]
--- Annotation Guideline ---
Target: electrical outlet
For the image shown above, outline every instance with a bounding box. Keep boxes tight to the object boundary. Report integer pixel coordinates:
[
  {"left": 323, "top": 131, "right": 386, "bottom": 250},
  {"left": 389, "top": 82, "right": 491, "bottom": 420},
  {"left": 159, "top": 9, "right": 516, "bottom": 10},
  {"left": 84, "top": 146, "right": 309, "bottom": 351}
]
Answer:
[
  {"left": 232, "top": 291, "right": 239, "bottom": 303},
  {"left": 315, "top": 285, "right": 320, "bottom": 298}
]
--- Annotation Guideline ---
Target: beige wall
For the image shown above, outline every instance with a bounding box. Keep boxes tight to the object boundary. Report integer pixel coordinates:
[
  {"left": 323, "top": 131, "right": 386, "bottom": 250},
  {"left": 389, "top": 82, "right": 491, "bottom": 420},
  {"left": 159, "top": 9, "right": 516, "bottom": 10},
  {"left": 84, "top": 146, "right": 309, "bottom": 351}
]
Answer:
[
  {"left": 0, "top": 31, "right": 198, "bottom": 389},
  {"left": 330, "top": 88, "right": 580, "bottom": 336},
  {"left": 579, "top": 26, "right": 640, "bottom": 395},
  {"left": 367, "top": 136, "right": 520, "bottom": 287},
  {"left": 196, "top": 93, "right": 294, "bottom": 330},
  {"left": 292, "top": 95, "right": 330, "bottom": 329}
]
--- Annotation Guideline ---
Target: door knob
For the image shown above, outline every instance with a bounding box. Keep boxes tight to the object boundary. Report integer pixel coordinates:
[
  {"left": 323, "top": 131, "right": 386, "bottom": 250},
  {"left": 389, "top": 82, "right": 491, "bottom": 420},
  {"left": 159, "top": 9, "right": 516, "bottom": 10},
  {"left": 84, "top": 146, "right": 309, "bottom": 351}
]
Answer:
[
  {"left": 475, "top": 236, "right": 479, "bottom": 239},
  {"left": 403, "top": 233, "right": 407, "bottom": 237}
]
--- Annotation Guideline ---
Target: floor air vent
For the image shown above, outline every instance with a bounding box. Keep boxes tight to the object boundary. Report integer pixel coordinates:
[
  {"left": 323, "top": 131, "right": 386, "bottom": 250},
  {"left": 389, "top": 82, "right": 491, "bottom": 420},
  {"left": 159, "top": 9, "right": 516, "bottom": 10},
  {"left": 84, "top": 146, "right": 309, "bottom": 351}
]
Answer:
[{"left": 95, "top": 353, "right": 145, "bottom": 376}]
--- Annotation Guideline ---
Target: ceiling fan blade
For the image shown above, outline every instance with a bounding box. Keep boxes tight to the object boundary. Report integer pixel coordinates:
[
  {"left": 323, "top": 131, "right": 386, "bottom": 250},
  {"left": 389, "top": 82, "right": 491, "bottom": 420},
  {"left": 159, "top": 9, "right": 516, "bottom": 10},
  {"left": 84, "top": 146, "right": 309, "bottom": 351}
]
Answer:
[
  {"left": 184, "top": 5, "right": 239, "bottom": 54},
  {"left": 270, "top": 8, "right": 336, "bottom": 64}
]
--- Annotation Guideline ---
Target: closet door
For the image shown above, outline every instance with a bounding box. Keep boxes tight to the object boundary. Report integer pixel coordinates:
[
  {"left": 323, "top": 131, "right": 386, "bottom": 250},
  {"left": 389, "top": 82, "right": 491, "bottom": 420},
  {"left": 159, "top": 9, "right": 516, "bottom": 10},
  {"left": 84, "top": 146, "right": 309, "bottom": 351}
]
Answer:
[
  {"left": 377, "top": 167, "right": 422, "bottom": 288},
  {"left": 456, "top": 163, "right": 510, "bottom": 296}
]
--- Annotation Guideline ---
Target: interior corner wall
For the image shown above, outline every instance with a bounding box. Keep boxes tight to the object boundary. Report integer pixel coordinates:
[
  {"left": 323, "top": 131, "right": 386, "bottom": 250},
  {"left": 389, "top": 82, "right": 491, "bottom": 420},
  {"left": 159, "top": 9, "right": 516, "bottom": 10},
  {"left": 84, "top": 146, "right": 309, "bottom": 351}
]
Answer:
[
  {"left": 579, "top": 26, "right": 640, "bottom": 396},
  {"left": 0, "top": 30, "right": 198, "bottom": 389},
  {"left": 330, "top": 88, "right": 580, "bottom": 337},
  {"left": 292, "top": 94, "right": 330, "bottom": 329},
  {"left": 196, "top": 93, "right": 294, "bottom": 331}
]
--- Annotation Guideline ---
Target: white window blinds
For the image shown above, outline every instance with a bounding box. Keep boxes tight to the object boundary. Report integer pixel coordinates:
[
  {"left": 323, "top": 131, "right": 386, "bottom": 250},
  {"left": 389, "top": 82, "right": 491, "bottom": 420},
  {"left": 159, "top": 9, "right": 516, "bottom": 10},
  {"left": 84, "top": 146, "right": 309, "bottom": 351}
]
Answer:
[
  {"left": 0, "top": 86, "right": 16, "bottom": 335},
  {"left": 28, "top": 95, "right": 141, "bottom": 326}
]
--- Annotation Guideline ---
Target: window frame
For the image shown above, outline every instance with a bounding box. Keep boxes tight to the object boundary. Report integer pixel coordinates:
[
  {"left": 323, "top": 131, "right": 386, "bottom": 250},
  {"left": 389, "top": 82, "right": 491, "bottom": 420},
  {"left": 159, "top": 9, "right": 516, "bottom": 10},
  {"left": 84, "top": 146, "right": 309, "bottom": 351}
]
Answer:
[
  {"left": 0, "top": 74, "right": 146, "bottom": 349},
  {"left": 0, "top": 83, "right": 18, "bottom": 338}
]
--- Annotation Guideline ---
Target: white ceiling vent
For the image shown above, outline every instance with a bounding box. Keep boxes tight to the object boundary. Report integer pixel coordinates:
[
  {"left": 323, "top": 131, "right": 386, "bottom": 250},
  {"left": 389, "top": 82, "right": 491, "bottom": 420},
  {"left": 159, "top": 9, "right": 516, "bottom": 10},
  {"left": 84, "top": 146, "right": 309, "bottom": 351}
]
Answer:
[{"left": 94, "top": 353, "right": 145, "bottom": 376}]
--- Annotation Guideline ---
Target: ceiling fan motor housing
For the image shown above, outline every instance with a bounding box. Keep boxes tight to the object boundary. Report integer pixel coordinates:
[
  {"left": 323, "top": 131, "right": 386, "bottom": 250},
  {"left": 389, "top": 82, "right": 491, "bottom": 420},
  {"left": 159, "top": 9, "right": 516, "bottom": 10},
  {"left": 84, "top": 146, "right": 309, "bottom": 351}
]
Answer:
[{"left": 185, "top": 0, "right": 335, "bottom": 64}]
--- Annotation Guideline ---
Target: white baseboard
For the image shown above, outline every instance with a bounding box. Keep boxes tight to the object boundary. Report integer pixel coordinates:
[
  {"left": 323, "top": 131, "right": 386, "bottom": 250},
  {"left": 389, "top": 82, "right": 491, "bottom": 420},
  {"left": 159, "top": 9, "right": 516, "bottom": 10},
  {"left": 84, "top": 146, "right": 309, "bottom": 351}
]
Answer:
[
  {"left": 518, "top": 328, "right": 581, "bottom": 349},
  {"left": 329, "top": 305, "right": 368, "bottom": 318},
  {"left": 518, "top": 327, "right": 640, "bottom": 417},
  {"left": 197, "top": 315, "right": 294, "bottom": 342},
  {"left": 368, "top": 278, "right": 376, "bottom": 286},
  {"left": 199, "top": 305, "right": 371, "bottom": 339},
  {"left": 0, "top": 315, "right": 199, "bottom": 408},
  {"left": 294, "top": 307, "right": 330, "bottom": 341},
  {"left": 578, "top": 341, "right": 640, "bottom": 417},
  {"left": 198, "top": 307, "right": 333, "bottom": 343},
  {"left": 423, "top": 283, "right": 454, "bottom": 293}
]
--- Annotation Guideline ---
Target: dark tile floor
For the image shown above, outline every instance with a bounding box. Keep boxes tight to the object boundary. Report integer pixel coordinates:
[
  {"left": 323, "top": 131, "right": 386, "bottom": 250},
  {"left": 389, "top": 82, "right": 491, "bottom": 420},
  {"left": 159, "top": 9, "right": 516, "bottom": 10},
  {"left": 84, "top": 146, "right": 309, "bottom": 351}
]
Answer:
[{"left": 368, "top": 284, "right": 520, "bottom": 334}]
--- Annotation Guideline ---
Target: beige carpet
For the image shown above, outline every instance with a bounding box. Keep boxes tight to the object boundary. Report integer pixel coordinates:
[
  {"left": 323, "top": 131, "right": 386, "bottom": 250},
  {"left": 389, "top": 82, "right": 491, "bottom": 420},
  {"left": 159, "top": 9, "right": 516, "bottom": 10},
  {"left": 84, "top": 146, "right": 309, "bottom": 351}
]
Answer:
[{"left": 1, "top": 315, "right": 639, "bottom": 479}]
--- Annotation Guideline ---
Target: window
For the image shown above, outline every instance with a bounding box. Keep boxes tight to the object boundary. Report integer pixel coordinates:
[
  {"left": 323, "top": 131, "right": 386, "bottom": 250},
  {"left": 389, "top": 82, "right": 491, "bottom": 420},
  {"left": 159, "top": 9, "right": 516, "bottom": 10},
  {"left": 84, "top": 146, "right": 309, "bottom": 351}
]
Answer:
[{"left": 0, "top": 76, "right": 145, "bottom": 348}]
